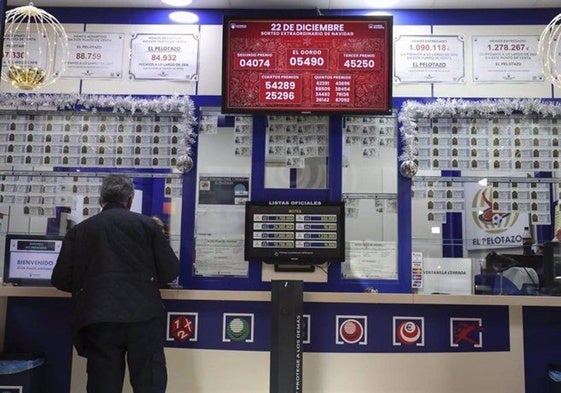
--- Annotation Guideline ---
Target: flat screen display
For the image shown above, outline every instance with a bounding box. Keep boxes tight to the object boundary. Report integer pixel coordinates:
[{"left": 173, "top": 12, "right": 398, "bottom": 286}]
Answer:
[
  {"left": 244, "top": 201, "right": 345, "bottom": 264},
  {"left": 222, "top": 16, "right": 393, "bottom": 114},
  {"left": 542, "top": 241, "right": 561, "bottom": 292},
  {"left": 3, "top": 234, "right": 63, "bottom": 286}
]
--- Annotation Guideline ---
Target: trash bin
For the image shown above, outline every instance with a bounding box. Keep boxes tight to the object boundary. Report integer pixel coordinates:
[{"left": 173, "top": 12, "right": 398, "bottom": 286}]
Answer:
[
  {"left": 0, "top": 353, "right": 44, "bottom": 393},
  {"left": 549, "top": 363, "right": 561, "bottom": 393}
]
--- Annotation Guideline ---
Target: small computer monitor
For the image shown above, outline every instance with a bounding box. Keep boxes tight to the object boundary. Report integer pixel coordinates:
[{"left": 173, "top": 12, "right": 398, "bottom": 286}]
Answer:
[
  {"left": 3, "top": 234, "right": 64, "bottom": 286},
  {"left": 542, "top": 241, "right": 561, "bottom": 294}
]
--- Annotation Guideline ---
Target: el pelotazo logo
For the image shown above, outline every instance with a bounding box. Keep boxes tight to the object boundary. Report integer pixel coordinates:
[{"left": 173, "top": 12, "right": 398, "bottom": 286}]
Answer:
[{"left": 472, "top": 186, "right": 518, "bottom": 232}]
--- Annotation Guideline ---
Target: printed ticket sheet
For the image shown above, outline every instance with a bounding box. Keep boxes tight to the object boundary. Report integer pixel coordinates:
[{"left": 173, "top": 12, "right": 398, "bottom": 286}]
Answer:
[
  {"left": 342, "top": 240, "right": 398, "bottom": 280},
  {"left": 194, "top": 206, "right": 248, "bottom": 277},
  {"left": 266, "top": 115, "right": 329, "bottom": 168},
  {"left": 194, "top": 175, "right": 249, "bottom": 276},
  {"left": 194, "top": 235, "right": 248, "bottom": 277}
]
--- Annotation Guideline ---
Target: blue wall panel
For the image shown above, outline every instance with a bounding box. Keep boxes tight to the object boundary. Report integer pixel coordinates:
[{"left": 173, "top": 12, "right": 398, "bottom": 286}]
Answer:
[
  {"left": 4, "top": 298, "right": 73, "bottom": 393},
  {"left": 4, "top": 297, "right": 512, "bottom": 392},
  {"left": 523, "top": 306, "right": 561, "bottom": 393},
  {"left": 163, "top": 300, "right": 510, "bottom": 353}
]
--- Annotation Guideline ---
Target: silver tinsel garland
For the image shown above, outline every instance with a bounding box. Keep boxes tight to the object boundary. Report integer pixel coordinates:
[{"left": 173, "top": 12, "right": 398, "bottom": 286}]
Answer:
[
  {"left": 398, "top": 98, "right": 561, "bottom": 177},
  {"left": 0, "top": 92, "right": 197, "bottom": 172}
]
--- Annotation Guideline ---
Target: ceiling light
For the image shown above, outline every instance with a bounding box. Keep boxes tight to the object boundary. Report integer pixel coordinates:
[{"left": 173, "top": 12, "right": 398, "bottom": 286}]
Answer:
[
  {"left": 365, "top": 11, "right": 393, "bottom": 16},
  {"left": 365, "top": 0, "right": 397, "bottom": 8},
  {"left": 162, "top": 0, "right": 193, "bottom": 6},
  {"left": 169, "top": 11, "right": 199, "bottom": 24}
]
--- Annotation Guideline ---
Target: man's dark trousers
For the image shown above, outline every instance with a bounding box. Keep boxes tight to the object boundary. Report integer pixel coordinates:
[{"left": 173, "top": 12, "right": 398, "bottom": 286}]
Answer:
[{"left": 83, "top": 317, "right": 167, "bottom": 393}]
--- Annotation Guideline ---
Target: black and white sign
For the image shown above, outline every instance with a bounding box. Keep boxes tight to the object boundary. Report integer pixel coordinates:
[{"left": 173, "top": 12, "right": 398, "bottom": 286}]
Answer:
[
  {"left": 472, "top": 35, "right": 543, "bottom": 82},
  {"left": 394, "top": 35, "right": 465, "bottom": 83},
  {"left": 61, "top": 32, "right": 125, "bottom": 78},
  {"left": 129, "top": 33, "right": 199, "bottom": 80}
]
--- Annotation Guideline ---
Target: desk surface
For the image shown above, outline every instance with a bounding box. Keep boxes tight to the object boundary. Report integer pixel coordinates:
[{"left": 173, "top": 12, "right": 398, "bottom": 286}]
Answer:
[{"left": 1, "top": 285, "right": 561, "bottom": 306}]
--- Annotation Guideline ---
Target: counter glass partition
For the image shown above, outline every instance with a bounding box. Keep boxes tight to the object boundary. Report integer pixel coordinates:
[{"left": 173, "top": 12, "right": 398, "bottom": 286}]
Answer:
[
  {"left": 193, "top": 109, "right": 252, "bottom": 277},
  {"left": 342, "top": 114, "right": 399, "bottom": 282},
  {"left": 411, "top": 176, "right": 559, "bottom": 297},
  {"left": 264, "top": 115, "right": 329, "bottom": 189},
  {"left": 0, "top": 103, "right": 190, "bottom": 283}
]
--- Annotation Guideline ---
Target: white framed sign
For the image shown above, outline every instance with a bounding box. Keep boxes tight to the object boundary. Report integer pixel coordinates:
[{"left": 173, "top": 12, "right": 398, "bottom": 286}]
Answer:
[
  {"left": 472, "top": 35, "right": 543, "bottom": 83},
  {"left": 61, "top": 32, "right": 124, "bottom": 78},
  {"left": 417, "top": 257, "right": 472, "bottom": 295},
  {"left": 342, "top": 240, "right": 398, "bottom": 280},
  {"left": 129, "top": 33, "right": 199, "bottom": 80},
  {"left": 2, "top": 32, "right": 46, "bottom": 68},
  {"left": 194, "top": 235, "right": 248, "bottom": 277},
  {"left": 394, "top": 35, "right": 465, "bottom": 83}
]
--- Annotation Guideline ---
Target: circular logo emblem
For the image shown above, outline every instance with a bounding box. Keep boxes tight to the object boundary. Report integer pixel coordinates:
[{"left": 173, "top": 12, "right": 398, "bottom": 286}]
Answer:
[
  {"left": 339, "top": 319, "right": 364, "bottom": 344},
  {"left": 226, "top": 317, "right": 250, "bottom": 342},
  {"left": 397, "top": 321, "right": 421, "bottom": 345}
]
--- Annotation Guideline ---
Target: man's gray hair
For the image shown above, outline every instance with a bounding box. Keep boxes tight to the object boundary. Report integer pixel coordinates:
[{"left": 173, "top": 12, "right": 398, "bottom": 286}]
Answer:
[{"left": 99, "top": 174, "right": 135, "bottom": 205}]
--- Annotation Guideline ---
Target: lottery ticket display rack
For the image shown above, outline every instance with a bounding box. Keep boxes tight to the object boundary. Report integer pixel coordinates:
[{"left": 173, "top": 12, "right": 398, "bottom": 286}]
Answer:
[{"left": 0, "top": 95, "right": 189, "bottom": 226}]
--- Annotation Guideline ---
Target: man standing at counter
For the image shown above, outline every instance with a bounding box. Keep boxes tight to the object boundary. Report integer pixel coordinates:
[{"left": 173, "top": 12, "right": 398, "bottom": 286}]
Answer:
[{"left": 51, "top": 174, "right": 180, "bottom": 393}]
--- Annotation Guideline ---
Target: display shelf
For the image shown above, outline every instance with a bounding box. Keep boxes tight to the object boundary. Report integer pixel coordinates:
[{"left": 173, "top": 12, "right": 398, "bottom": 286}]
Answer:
[
  {"left": 0, "top": 169, "right": 183, "bottom": 178},
  {"left": 3, "top": 286, "right": 561, "bottom": 306},
  {"left": 414, "top": 175, "right": 561, "bottom": 184}
]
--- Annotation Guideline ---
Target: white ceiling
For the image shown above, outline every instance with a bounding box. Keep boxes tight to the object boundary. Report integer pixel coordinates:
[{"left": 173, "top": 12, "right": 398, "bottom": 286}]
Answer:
[{"left": 5, "top": 0, "right": 561, "bottom": 9}]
